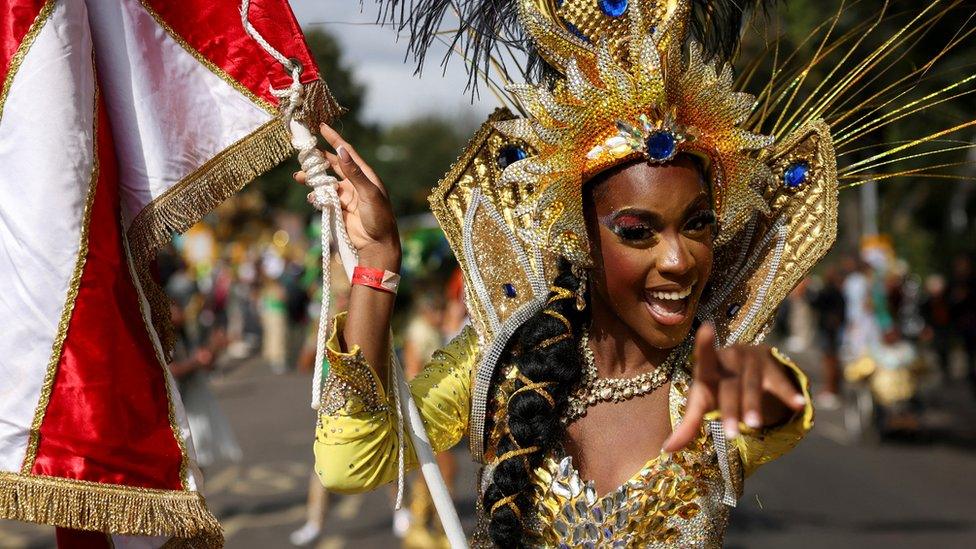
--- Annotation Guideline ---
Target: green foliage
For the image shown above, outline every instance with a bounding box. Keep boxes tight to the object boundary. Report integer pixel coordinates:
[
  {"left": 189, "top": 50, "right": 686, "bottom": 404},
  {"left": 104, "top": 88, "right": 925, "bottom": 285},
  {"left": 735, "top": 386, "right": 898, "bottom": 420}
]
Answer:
[{"left": 253, "top": 29, "right": 471, "bottom": 219}]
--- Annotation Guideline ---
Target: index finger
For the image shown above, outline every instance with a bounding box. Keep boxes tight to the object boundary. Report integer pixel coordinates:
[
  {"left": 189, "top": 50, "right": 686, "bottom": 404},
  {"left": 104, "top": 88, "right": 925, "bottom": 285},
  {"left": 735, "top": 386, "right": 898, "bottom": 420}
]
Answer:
[
  {"left": 318, "top": 124, "right": 383, "bottom": 190},
  {"left": 693, "top": 322, "right": 721, "bottom": 383}
]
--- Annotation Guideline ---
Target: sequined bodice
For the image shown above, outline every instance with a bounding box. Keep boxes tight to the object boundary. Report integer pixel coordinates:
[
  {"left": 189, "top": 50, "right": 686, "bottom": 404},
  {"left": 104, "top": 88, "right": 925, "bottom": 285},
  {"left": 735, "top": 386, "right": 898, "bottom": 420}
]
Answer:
[{"left": 474, "top": 368, "right": 742, "bottom": 548}]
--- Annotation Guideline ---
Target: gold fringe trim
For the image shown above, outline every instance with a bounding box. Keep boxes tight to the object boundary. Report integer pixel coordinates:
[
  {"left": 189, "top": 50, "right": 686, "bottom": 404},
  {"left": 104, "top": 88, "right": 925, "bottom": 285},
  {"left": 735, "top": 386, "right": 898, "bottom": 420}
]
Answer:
[
  {"left": 289, "top": 78, "right": 345, "bottom": 130},
  {"left": 126, "top": 119, "right": 293, "bottom": 355},
  {"left": 0, "top": 472, "right": 222, "bottom": 548}
]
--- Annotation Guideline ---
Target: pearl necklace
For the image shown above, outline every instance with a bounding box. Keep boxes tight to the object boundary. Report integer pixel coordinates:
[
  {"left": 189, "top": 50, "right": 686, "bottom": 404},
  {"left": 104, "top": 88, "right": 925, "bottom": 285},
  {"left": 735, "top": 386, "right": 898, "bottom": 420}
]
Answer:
[{"left": 563, "top": 329, "right": 693, "bottom": 424}]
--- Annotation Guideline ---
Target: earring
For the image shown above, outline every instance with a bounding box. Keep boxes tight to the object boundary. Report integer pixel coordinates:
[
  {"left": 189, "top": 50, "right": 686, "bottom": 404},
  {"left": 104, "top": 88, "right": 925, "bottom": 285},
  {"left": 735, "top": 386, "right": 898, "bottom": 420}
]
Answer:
[{"left": 571, "top": 265, "right": 587, "bottom": 311}]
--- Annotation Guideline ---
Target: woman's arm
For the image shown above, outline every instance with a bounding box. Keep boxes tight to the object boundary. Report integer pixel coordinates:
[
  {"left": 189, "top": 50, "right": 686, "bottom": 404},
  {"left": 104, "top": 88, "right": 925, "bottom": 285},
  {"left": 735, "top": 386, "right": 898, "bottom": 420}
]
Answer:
[
  {"left": 313, "top": 318, "right": 478, "bottom": 492},
  {"left": 295, "top": 124, "right": 401, "bottom": 388}
]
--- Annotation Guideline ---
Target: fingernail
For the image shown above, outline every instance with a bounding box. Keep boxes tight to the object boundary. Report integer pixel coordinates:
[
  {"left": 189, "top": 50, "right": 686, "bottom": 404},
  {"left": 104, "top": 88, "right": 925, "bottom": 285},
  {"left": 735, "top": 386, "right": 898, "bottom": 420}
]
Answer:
[
  {"left": 661, "top": 435, "right": 673, "bottom": 452},
  {"left": 744, "top": 411, "right": 761, "bottom": 429},
  {"left": 292, "top": 171, "right": 300, "bottom": 179},
  {"left": 723, "top": 418, "right": 740, "bottom": 439},
  {"left": 659, "top": 450, "right": 672, "bottom": 462},
  {"left": 793, "top": 394, "right": 808, "bottom": 408},
  {"left": 337, "top": 145, "right": 351, "bottom": 162}
]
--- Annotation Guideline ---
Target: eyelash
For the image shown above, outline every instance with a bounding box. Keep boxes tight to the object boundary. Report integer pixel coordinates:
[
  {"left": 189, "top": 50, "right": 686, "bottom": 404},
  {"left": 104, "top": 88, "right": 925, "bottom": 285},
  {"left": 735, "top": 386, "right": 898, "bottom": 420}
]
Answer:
[
  {"left": 685, "top": 210, "right": 716, "bottom": 232},
  {"left": 610, "top": 210, "right": 715, "bottom": 241}
]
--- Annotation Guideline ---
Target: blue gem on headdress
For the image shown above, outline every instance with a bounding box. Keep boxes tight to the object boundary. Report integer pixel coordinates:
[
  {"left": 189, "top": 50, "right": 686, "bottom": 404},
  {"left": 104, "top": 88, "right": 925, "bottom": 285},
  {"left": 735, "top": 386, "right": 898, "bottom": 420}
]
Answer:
[
  {"left": 565, "top": 21, "right": 590, "bottom": 42},
  {"left": 645, "top": 130, "right": 677, "bottom": 161},
  {"left": 503, "top": 283, "right": 517, "bottom": 298},
  {"left": 727, "top": 303, "right": 742, "bottom": 318},
  {"left": 783, "top": 160, "right": 811, "bottom": 189},
  {"left": 497, "top": 145, "right": 528, "bottom": 169},
  {"left": 599, "top": 0, "right": 629, "bottom": 18}
]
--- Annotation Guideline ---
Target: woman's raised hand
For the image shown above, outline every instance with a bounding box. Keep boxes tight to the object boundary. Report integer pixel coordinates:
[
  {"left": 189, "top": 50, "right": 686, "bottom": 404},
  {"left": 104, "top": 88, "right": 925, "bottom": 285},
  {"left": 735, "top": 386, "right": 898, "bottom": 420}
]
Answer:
[
  {"left": 294, "top": 124, "right": 401, "bottom": 272},
  {"left": 662, "top": 323, "right": 808, "bottom": 453}
]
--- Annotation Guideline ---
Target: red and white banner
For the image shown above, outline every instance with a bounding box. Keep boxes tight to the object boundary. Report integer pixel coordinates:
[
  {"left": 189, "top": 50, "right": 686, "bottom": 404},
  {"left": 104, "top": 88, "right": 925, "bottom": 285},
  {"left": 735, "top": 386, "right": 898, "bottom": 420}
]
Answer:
[{"left": 0, "top": 1, "right": 337, "bottom": 546}]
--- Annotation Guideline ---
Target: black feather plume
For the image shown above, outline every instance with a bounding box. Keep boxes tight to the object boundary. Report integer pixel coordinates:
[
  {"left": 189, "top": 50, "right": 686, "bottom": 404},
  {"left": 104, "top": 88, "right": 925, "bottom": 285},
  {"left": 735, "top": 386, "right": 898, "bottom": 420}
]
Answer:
[
  {"left": 368, "top": 1, "right": 778, "bottom": 94},
  {"left": 689, "top": 0, "right": 779, "bottom": 61}
]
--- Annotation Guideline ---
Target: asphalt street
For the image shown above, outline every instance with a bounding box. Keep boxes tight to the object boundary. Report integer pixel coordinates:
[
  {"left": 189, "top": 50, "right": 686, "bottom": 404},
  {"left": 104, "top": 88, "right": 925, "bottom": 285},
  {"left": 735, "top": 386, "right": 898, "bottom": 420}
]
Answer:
[{"left": 3, "top": 347, "right": 975, "bottom": 548}]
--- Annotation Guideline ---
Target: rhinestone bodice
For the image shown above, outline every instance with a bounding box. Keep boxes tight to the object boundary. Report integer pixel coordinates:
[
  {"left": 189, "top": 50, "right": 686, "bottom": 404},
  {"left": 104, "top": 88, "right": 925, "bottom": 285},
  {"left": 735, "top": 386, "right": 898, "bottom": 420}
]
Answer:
[{"left": 472, "top": 367, "right": 741, "bottom": 548}]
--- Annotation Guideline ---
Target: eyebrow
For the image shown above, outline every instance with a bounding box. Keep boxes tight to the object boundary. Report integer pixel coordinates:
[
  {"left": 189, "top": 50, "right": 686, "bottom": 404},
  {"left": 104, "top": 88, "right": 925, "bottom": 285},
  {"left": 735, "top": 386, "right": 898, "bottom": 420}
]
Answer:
[{"left": 601, "top": 193, "right": 711, "bottom": 227}]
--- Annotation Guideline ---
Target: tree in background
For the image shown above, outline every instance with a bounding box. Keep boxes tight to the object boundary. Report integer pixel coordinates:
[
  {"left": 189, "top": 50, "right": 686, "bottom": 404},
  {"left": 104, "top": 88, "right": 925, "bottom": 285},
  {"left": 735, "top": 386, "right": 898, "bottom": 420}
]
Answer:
[{"left": 252, "top": 29, "right": 472, "bottom": 219}]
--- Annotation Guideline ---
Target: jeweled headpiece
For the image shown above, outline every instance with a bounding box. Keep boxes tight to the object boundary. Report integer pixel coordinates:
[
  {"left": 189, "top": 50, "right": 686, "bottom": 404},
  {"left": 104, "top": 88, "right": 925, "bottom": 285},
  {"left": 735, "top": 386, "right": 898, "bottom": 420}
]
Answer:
[{"left": 496, "top": 0, "right": 775, "bottom": 264}]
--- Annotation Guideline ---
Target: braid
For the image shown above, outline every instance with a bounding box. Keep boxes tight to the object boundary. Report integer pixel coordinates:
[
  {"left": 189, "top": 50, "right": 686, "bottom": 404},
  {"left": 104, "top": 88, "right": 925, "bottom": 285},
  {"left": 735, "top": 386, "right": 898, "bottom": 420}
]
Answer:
[{"left": 483, "top": 261, "right": 586, "bottom": 547}]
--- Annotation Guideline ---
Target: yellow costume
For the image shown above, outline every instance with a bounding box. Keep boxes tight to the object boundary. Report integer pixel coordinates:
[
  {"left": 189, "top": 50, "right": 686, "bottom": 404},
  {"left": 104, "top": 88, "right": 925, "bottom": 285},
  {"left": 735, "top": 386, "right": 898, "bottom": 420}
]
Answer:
[{"left": 315, "top": 314, "right": 812, "bottom": 546}]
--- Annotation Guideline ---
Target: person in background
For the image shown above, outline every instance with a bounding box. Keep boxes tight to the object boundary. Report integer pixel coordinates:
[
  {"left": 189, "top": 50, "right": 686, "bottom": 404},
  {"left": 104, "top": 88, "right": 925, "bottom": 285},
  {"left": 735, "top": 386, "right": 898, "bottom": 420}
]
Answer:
[
  {"left": 165, "top": 262, "right": 242, "bottom": 471},
  {"left": 260, "top": 264, "right": 289, "bottom": 375},
  {"left": 811, "top": 267, "right": 846, "bottom": 409},
  {"left": 920, "top": 274, "right": 953, "bottom": 380},
  {"left": 401, "top": 292, "right": 452, "bottom": 547},
  {"left": 948, "top": 255, "right": 976, "bottom": 396},
  {"left": 290, "top": 254, "right": 349, "bottom": 547}
]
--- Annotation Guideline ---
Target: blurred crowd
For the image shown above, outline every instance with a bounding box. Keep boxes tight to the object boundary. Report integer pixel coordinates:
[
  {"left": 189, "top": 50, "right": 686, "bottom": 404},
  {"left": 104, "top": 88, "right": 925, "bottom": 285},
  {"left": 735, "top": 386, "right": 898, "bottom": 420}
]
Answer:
[{"left": 776, "top": 242, "right": 976, "bottom": 438}]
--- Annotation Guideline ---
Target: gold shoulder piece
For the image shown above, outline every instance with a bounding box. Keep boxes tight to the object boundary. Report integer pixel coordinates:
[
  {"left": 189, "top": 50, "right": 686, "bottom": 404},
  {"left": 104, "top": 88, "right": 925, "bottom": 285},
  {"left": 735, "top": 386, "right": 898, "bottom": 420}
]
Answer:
[{"left": 699, "top": 120, "right": 838, "bottom": 345}]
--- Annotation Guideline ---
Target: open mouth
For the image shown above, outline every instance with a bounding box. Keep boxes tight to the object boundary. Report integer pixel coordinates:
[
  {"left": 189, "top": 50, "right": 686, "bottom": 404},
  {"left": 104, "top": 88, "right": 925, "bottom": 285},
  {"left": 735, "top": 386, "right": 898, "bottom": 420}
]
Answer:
[{"left": 644, "top": 286, "right": 694, "bottom": 327}]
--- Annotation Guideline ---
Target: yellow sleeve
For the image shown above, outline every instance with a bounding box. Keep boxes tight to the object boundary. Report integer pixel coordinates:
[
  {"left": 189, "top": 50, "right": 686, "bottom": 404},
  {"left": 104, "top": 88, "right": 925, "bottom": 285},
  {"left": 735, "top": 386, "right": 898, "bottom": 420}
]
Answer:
[
  {"left": 734, "top": 347, "right": 815, "bottom": 477},
  {"left": 313, "top": 312, "right": 479, "bottom": 493}
]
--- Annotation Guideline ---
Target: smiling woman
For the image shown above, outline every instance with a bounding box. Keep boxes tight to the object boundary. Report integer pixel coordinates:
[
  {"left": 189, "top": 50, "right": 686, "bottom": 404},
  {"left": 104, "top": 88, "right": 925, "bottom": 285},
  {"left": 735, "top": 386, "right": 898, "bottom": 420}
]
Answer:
[{"left": 304, "top": 0, "right": 974, "bottom": 546}]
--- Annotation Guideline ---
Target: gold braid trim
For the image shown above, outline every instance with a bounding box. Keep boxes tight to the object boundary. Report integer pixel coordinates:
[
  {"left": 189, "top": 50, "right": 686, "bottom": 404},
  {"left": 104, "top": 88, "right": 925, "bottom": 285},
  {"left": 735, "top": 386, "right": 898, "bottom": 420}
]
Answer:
[
  {"left": 126, "top": 119, "right": 293, "bottom": 355},
  {"left": 490, "top": 493, "right": 523, "bottom": 520},
  {"left": 512, "top": 377, "right": 556, "bottom": 408},
  {"left": 546, "top": 285, "right": 574, "bottom": 306},
  {"left": 0, "top": 472, "right": 222, "bottom": 548}
]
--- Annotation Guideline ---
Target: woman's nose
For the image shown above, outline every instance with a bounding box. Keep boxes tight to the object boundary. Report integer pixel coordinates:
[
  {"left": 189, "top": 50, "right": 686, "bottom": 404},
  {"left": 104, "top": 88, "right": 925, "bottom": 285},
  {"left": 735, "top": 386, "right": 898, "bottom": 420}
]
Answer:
[{"left": 656, "top": 234, "right": 694, "bottom": 276}]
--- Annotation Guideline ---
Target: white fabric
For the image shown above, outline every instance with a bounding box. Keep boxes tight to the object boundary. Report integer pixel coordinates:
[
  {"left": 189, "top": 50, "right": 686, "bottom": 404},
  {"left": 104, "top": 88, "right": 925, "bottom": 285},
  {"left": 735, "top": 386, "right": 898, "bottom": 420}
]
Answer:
[
  {"left": 84, "top": 0, "right": 274, "bottom": 226},
  {"left": 0, "top": 0, "right": 95, "bottom": 473}
]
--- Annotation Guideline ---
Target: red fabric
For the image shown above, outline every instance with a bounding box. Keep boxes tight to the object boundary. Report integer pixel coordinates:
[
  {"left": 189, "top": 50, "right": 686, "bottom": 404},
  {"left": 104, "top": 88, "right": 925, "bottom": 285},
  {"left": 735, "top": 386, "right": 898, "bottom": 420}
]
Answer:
[
  {"left": 144, "top": 0, "right": 320, "bottom": 106},
  {"left": 55, "top": 528, "right": 112, "bottom": 549},
  {"left": 1, "top": 0, "right": 47, "bottom": 80},
  {"left": 31, "top": 94, "right": 184, "bottom": 490}
]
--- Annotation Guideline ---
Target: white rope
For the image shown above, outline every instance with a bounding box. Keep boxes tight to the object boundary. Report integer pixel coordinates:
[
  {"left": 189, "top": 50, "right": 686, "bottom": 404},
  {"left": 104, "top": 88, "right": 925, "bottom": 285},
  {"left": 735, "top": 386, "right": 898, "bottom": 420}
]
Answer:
[{"left": 239, "top": 3, "right": 464, "bottom": 545}]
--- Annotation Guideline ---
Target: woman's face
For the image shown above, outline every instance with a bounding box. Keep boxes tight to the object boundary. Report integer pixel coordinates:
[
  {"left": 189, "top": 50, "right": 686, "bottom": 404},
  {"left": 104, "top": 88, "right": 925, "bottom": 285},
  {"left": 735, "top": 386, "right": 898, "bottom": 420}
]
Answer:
[{"left": 585, "top": 156, "right": 715, "bottom": 349}]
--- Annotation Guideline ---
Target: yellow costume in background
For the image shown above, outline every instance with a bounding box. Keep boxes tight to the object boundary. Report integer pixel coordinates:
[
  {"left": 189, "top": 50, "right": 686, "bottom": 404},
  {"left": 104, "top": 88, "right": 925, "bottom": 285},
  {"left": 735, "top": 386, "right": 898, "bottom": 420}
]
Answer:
[{"left": 315, "top": 314, "right": 812, "bottom": 546}]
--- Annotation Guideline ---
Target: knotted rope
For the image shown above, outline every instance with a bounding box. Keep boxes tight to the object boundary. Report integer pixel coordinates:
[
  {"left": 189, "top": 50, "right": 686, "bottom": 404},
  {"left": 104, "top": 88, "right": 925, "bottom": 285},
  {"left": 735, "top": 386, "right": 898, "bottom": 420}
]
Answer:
[{"left": 239, "top": 0, "right": 409, "bottom": 512}]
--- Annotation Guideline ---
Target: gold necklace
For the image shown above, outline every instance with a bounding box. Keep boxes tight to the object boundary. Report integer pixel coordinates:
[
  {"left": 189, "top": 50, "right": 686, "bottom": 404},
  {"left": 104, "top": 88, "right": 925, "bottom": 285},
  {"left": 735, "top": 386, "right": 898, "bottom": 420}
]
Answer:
[{"left": 563, "top": 329, "right": 693, "bottom": 424}]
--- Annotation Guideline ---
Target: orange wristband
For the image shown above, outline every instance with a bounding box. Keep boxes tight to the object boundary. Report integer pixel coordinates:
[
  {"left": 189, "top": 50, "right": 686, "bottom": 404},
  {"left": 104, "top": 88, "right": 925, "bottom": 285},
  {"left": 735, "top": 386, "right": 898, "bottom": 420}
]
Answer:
[{"left": 351, "top": 266, "right": 400, "bottom": 294}]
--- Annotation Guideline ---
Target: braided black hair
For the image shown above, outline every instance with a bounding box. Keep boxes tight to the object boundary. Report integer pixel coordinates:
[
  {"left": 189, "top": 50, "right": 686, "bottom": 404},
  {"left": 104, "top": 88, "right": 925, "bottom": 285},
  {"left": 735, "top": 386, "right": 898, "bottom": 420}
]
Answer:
[{"left": 482, "top": 261, "right": 586, "bottom": 547}]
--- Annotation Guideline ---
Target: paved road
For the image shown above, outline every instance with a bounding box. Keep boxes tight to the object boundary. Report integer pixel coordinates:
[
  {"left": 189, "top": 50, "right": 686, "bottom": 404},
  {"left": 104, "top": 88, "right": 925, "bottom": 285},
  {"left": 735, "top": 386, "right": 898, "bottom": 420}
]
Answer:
[{"left": 3, "top": 348, "right": 975, "bottom": 548}]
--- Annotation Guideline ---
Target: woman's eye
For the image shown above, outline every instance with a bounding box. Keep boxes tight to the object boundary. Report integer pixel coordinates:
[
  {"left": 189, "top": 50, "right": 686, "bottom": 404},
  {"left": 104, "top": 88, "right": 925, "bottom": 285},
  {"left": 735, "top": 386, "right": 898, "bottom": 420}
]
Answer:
[
  {"left": 684, "top": 211, "right": 716, "bottom": 232},
  {"left": 613, "top": 224, "right": 654, "bottom": 241}
]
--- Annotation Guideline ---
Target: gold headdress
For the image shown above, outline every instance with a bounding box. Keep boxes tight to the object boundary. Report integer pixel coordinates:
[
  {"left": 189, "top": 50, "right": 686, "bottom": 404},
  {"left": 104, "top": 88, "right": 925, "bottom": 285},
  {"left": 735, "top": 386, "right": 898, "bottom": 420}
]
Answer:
[
  {"left": 419, "top": 0, "right": 973, "bottom": 461},
  {"left": 496, "top": 0, "right": 776, "bottom": 264}
]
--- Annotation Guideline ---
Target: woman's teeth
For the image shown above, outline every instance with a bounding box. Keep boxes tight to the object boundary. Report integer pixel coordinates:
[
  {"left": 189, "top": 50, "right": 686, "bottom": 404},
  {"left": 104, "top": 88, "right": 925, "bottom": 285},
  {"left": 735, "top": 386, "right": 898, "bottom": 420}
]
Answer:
[
  {"left": 644, "top": 287, "right": 693, "bottom": 326},
  {"left": 647, "top": 287, "right": 692, "bottom": 300}
]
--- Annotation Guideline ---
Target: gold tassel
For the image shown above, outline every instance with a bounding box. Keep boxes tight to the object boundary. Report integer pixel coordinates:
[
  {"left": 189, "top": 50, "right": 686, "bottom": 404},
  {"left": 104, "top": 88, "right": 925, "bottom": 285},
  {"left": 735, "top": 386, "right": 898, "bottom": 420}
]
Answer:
[
  {"left": 0, "top": 472, "right": 223, "bottom": 548},
  {"left": 288, "top": 77, "right": 346, "bottom": 130}
]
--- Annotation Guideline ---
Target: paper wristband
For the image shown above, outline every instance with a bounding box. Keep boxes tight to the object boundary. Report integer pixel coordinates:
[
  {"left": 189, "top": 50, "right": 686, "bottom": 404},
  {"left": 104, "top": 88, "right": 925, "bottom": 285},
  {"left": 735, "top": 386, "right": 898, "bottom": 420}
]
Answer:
[{"left": 352, "top": 266, "right": 400, "bottom": 294}]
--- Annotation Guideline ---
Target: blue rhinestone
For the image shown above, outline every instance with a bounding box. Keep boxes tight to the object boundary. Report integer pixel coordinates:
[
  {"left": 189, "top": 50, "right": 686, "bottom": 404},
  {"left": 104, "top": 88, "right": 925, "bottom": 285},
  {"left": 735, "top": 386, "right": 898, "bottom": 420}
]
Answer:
[
  {"left": 599, "top": 0, "right": 629, "bottom": 18},
  {"left": 564, "top": 20, "right": 590, "bottom": 42},
  {"left": 784, "top": 160, "right": 811, "bottom": 188},
  {"left": 727, "top": 303, "right": 742, "bottom": 318},
  {"left": 497, "top": 145, "right": 527, "bottom": 170},
  {"left": 645, "top": 130, "right": 676, "bottom": 161},
  {"left": 503, "top": 283, "right": 517, "bottom": 298}
]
